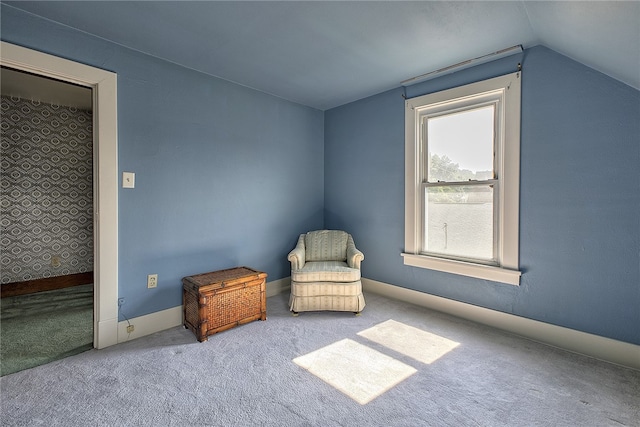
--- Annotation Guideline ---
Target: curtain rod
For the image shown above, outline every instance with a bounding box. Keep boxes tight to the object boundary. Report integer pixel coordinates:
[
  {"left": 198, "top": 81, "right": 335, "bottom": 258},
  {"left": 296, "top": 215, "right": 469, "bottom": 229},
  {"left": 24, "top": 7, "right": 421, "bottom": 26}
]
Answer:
[{"left": 401, "top": 45, "right": 523, "bottom": 86}]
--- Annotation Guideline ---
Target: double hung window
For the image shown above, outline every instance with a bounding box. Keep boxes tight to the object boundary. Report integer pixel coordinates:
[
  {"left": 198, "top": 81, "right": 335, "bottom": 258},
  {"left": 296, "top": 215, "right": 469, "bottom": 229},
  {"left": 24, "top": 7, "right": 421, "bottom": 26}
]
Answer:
[{"left": 403, "top": 72, "right": 521, "bottom": 285}]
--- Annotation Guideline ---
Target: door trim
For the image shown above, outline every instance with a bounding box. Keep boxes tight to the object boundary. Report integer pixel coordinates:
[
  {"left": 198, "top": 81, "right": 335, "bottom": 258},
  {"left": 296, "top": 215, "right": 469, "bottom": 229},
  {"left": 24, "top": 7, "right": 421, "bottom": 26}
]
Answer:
[{"left": 1, "top": 41, "right": 119, "bottom": 349}]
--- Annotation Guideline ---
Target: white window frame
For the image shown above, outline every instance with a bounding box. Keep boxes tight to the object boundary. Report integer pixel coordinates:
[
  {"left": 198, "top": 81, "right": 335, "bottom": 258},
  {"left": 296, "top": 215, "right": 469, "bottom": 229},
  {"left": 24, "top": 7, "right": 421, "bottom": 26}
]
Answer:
[{"left": 403, "top": 72, "right": 521, "bottom": 285}]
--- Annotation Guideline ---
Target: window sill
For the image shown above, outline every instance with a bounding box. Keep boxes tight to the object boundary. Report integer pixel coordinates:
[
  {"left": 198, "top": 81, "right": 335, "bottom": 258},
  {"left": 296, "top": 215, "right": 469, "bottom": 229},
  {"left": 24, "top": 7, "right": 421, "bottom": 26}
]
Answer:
[{"left": 401, "top": 253, "right": 521, "bottom": 286}]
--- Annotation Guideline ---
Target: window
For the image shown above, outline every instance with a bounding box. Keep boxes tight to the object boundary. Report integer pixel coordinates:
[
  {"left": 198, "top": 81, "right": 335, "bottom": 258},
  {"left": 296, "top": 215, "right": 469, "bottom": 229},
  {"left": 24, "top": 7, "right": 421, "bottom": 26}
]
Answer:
[{"left": 403, "top": 72, "right": 521, "bottom": 285}]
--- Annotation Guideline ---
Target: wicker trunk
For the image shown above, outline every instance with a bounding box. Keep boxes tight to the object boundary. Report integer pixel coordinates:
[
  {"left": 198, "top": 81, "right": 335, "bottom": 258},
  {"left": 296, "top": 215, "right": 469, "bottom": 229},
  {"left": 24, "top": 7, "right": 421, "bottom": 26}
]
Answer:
[{"left": 182, "top": 266, "right": 267, "bottom": 342}]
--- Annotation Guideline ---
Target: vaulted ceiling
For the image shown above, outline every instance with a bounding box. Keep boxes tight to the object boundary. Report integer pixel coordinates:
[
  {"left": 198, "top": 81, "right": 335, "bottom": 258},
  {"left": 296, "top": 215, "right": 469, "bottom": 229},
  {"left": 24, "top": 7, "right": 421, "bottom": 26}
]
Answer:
[{"left": 4, "top": 1, "right": 639, "bottom": 110}]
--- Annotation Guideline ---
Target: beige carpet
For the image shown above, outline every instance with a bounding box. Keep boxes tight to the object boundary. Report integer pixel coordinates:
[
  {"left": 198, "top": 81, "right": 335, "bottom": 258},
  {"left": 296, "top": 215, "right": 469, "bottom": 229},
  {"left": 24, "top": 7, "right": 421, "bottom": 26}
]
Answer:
[{"left": 1, "top": 291, "right": 638, "bottom": 426}]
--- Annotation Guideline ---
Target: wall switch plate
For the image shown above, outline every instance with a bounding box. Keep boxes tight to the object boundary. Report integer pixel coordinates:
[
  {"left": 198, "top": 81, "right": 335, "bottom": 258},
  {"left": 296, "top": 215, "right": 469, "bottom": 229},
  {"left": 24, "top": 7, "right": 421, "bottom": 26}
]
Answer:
[
  {"left": 147, "top": 274, "right": 158, "bottom": 289},
  {"left": 123, "top": 172, "right": 135, "bottom": 188}
]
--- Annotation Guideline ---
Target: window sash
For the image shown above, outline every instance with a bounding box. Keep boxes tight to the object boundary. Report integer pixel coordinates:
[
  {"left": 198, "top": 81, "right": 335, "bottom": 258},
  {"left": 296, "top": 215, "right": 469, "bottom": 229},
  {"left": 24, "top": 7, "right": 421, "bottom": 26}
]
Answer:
[
  {"left": 424, "top": 103, "right": 498, "bottom": 184},
  {"left": 420, "top": 97, "right": 501, "bottom": 266},
  {"left": 421, "top": 181, "right": 499, "bottom": 265}
]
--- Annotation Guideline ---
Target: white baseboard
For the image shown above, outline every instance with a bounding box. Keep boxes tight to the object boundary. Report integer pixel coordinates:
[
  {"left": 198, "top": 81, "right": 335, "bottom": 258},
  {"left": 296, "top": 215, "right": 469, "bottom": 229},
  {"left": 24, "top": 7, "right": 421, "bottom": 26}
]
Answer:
[
  {"left": 95, "top": 317, "right": 118, "bottom": 349},
  {"left": 118, "top": 306, "right": 182, "bottom": 344},
  {"left": 362, "top": 278, "right": 640, "bottom": 371},
  {"left": 115, "top": 276, "right": 638, "bottom": 371},
  {"left": 117, "top": 278, "right": 291, "bottom": 344},
  {"left": 267, "top": 276, "right": 291, "bottom": 298}
]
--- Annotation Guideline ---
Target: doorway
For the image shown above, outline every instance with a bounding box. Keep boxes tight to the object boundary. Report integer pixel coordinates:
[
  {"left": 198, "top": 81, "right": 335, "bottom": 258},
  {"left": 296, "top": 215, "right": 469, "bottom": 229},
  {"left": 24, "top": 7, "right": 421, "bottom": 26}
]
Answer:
[
  {"left": 0, "top": 68, "right": 95, "bottom": 374},
  {"left": 0, "top": 41, "right": 119, "bottom": 349}
]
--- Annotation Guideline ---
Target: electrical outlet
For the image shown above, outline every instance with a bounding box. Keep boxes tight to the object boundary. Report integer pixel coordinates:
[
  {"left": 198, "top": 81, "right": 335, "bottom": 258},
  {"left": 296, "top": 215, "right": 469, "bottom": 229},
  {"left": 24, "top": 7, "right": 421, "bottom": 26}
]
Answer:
[
  {"left": 147, "top": 274, "right": 158, "bottom": 289},
  {"left": 126, "top": 325, "right": 135, "bottom": 333}
]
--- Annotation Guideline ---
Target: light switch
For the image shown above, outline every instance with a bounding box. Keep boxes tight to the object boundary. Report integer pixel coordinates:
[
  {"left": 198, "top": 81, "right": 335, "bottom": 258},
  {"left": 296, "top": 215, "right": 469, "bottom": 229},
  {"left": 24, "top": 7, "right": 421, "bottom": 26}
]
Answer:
[{"left": 123, "top": 172, "right": 135, "bottom": 188}]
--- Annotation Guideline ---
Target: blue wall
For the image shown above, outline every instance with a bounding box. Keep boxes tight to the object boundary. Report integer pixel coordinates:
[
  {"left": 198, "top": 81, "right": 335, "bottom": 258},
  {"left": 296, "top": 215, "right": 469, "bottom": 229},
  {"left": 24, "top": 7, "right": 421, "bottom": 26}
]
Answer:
[
  {"left": 3, "top": 5, "right": 639, "bottom": 345},
  {"left": 325, "top": 46, "right": 640, "bottom": 345},
  {"left": 1, "top": 6, "right": 324, "bottom": 318}
]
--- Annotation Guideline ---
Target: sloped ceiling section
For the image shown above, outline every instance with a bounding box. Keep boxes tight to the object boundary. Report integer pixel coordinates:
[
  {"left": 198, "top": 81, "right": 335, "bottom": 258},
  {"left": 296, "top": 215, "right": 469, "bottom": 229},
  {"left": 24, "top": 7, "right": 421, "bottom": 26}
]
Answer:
[{"left": 3, "top": 1, "right": 638, "bottom": 110}]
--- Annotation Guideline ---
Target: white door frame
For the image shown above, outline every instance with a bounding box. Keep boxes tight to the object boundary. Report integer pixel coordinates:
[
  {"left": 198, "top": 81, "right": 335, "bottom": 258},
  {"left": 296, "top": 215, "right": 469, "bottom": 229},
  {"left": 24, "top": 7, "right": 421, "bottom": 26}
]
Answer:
[{"left": 1, "top": 41, "right": 119, "bottom": 349}]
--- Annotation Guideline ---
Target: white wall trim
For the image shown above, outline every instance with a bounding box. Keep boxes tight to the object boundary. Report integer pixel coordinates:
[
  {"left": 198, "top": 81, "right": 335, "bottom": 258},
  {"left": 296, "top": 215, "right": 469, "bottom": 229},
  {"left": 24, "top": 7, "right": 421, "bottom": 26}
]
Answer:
[
  {"left": 116, "top": 277, "right": 639, "bottom": 371},
  {"left": 118, "top": 306, "right": 183, "bottom": 344},
  {"left": 267, "top": 276, "right": 291, "bottom": 298},
  {"left": 1, "top": 42, "right": 119, "bottom": 349},
  {"left": 402, "top": 253, "right": 521, "bottom": 285},
  {"left": 362, "top": 278, "right": 640, "bottom": 371},
  {"left": 116, "top": 278, "right": 291, "bottom": 343}
]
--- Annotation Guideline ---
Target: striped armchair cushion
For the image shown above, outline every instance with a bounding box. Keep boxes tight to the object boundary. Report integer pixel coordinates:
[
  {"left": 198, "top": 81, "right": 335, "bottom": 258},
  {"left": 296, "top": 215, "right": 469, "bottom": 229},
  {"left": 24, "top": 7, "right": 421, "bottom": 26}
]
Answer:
[
  {"left": 305, "top": 230, "right": 348, "bottom": 262},
  {"left": 291, "top": 261, "right": 361, "bottom": 282}
]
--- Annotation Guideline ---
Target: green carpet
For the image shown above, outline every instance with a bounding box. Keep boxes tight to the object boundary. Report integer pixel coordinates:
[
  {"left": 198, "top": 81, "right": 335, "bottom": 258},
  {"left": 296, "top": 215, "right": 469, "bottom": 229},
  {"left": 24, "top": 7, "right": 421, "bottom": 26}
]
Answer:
[{"left": 1, "top": 284, "right": 94, "bottom": 376}]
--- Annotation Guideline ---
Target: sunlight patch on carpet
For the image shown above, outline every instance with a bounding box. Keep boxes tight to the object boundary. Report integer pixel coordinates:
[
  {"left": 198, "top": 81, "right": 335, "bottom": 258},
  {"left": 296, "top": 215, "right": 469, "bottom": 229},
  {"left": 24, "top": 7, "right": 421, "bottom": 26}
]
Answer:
[
  {"left": 293, "top": 338, "right": 416, "bottom": 405},
  {"left": 358, "top": 319, "right": 460, "bottom": 364}
]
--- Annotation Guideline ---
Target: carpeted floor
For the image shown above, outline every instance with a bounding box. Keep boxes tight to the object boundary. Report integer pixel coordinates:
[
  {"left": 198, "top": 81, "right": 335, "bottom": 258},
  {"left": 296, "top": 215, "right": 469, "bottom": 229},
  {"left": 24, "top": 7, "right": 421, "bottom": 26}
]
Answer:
[
  {"left": 0, "top": 284, "right": 94, "bottom": 376},
  {"left": 0, "top": 291, "right": 638, "bottom": 426}
]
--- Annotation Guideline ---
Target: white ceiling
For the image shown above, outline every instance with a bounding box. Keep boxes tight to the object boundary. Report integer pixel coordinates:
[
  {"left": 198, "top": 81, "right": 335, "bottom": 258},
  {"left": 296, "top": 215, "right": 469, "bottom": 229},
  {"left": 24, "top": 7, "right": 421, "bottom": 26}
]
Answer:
[
  {"left": 3, "top": 1, "right": 639, "bottom": 110},
  {"left": 1, "top": 67, "right": 92, "bottom": 110}
]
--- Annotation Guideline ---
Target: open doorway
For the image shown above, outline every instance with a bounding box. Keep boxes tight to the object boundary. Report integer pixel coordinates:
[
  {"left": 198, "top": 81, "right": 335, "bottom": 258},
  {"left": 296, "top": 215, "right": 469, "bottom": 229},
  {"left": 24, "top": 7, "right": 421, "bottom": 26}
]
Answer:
[
  {"left": 1, "top": 67, "right": 94, "bottom": 375},
  {"left": 1, "top": 41, "right": 119, "bottom": 352}
]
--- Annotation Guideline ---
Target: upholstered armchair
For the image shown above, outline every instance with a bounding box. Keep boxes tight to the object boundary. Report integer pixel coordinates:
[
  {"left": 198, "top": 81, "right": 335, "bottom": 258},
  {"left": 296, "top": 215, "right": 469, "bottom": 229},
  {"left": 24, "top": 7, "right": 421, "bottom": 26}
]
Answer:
[{"left": 288, "top": 230, "right": 365, "bottom": 315}]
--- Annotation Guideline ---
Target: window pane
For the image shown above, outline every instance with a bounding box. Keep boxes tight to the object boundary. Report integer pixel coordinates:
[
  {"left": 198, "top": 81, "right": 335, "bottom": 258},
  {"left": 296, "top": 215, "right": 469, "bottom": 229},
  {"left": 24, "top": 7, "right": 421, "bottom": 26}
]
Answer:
[
  {"left": 427, "top": 106, "right": 494, "bottom": 183},
  {"left": 424, "top": 185, "right": 494, "bottom": 262}
]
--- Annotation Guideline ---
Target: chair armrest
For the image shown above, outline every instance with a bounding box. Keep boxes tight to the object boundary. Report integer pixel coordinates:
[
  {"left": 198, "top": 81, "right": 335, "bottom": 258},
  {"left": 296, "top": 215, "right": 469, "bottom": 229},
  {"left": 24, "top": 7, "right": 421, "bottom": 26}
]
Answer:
[
  {"left": 346, "top": 235, "right": 364, "bottom": 269},
  {"left": 287, "top": 234, "right": 306, "bottom": 270}
]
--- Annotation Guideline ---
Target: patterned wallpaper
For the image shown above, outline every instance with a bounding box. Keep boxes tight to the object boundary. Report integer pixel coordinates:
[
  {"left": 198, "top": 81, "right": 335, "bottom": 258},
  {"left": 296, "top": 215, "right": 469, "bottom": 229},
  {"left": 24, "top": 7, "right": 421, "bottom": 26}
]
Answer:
[{"left": 0, "top": 96, "right": 93, "bottom": 284}]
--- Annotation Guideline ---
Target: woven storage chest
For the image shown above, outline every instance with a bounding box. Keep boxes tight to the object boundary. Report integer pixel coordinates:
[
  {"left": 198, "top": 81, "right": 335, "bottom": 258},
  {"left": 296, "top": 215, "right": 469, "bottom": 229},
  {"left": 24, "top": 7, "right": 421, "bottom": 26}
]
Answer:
[{"left": 182, "top": 266, "right": 267, "bottom": 342}]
